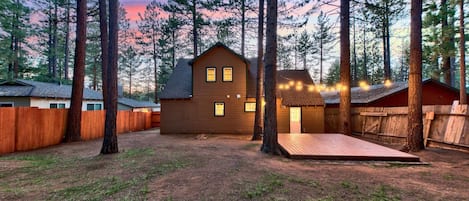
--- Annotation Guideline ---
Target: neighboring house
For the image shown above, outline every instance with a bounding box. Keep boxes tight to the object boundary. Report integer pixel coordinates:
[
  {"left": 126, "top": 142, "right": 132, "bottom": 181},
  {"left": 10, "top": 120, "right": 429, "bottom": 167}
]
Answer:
[
  {"left": 160, "top": 42, "right": 324, "bottom": 134},
  {"left": 321, "top": 78, "right": 467, "bottom": 107},
  {"left": 0, "top": 79, "right": 158, "bottom": 111},
  {"left": 0, "top": 79, "right": 103, "bottom": 111},
  {"left": 117, "top": 97, "right": 159, "bottom": 112}
]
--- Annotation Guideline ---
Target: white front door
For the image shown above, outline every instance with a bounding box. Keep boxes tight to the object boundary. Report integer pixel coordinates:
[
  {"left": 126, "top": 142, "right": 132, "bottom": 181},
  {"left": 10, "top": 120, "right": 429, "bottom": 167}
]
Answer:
[{"left": 290, "top": 107, "right": 301, "bottom": 133}]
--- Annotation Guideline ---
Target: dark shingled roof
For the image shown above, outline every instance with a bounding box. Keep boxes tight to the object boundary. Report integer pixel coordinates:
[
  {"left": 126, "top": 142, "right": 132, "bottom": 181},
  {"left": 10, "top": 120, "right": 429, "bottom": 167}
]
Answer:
[
  {"left": 0, "top": 79, "right": 102, "bottom": 100},
  {"left": 277, "top": 70, "right": 325, "bottom": 106},
  {"left": 117, "top": 97, "right": 158, "bottom": 108},
  {"left": 320, "top": 78, "right": 442, "bottom": 105},
  {"left": 190, "top": 42, "right": 250, "bottom": 65},
  {"left": 160, "top": 58, "right": 192, "bottom": 99}
]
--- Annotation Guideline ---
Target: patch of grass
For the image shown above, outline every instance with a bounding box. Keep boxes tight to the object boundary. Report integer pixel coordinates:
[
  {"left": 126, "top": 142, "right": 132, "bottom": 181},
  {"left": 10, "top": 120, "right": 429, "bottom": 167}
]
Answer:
[
  {"left": 242, "top": 143, "right": 260, "bottom": 150},
  {"left": 119, "top": 148, "right": 155, "bottom": 159},
  {"left": 287, "top": 176, "right": 320, "bottom": 188},
  {"left": 244, "top": 173, "right": 284, "bottom": 199},
  {"left": 369, "top": 185, "right": 400, "bottom": 201},
  {"left": 314, "top": 196, "right": 334, "bottom": 201},
  {"left": 340, "top": 180, "right": 360, "bottom": 195},
  {"left": 2, "top": 186, "right": 26, "bottom": 198},
  {"left": 443, "top": 173, "right": 454, "bottom": 181},
  {"left": 2, "top": 155, "right": 59, "bottom": 169}
]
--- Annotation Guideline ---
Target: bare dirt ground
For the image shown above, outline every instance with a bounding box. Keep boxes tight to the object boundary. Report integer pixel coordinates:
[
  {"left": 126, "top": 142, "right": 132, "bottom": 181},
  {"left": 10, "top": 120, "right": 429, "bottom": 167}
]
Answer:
[{"left": 0, "top": 129, "right": 468, "bottom": 201}]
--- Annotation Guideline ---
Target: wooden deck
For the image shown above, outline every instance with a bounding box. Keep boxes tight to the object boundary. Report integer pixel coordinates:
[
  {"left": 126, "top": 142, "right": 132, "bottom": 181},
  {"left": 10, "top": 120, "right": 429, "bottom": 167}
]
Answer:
[{"left": 278, "top": 134, "right": 420, "bottom": 162}]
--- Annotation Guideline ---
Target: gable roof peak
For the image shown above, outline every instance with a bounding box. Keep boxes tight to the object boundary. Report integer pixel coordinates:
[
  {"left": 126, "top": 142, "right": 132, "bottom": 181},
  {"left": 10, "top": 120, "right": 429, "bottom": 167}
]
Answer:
[{"left": 189, "top": 42, "right": 249, "bottom": 65}]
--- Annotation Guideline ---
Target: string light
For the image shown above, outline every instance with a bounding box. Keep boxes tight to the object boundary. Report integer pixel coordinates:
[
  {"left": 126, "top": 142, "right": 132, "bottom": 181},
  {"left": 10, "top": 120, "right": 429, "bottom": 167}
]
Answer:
[{"left": 384, "top": 79, "right": 392, "bottom": 87}]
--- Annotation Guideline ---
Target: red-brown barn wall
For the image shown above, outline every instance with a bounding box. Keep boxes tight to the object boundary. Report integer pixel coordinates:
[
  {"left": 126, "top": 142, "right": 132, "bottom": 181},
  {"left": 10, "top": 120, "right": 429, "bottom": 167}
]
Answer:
[{"left": 369, "top": 83, "right": 463, "bottom": 107}]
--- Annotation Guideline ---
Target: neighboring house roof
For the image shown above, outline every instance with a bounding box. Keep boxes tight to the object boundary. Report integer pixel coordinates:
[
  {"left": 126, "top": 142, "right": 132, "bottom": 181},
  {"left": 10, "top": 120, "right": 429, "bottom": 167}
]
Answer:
[
  {"left": 161, "top": 43, "right": 324, "bottom": 106},
  {"left": 0, "top": 79, "right": 102, "bottom": 100},
  {"left": 117, "top": 97, "right": 159, "bottom": 108},
  {"left": 320, "top": 78, "right": 453, "bottom": 105},
  {"left": 160, "top": 58, "right": 193, "bottom": 99}
]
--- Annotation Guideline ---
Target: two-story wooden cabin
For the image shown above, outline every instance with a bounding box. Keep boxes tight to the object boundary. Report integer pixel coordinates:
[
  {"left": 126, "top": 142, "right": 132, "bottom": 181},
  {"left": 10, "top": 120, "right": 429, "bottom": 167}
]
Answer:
[{"left": 160, "top": 43, "right": 324, "bottom": 134}]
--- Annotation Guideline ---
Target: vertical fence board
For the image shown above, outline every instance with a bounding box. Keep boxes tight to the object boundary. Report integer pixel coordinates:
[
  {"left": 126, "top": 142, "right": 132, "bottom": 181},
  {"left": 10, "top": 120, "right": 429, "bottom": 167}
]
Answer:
[
  {"left": 0, "top": 108, "right": 16, "bottom": 154},
  {"left": 151, "top": 112, "right": 160, "bottom": 127},
  {"left": 81, "top": 110, "right": 105, "bottom": 140}
]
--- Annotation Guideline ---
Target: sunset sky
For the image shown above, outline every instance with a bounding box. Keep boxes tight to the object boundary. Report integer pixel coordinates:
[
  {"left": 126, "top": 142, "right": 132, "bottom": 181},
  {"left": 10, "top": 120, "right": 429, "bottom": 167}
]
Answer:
[{"left": 121, "top": 0, "right": 154, "bottom": 21}]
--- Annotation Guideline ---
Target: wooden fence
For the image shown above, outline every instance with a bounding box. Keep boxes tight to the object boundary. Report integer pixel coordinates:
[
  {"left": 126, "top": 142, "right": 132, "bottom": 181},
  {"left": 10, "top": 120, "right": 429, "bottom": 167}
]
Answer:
[
  {"left": 151, "top": 112, "right": 160, "bottom": 127},
  {"left": 325, "top": 104, "right": 469, "bottom": 150},
  {"left": 0, "top": 108, "right": 154, "bottom": 155}
]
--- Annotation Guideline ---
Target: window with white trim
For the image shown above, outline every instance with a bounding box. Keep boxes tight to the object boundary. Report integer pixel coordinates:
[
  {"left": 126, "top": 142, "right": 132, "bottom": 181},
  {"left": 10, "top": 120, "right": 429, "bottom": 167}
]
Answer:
[
  {"left": 87, "top": 103, "right": 102, "bottom": 111},
  {"left": 50, "top": 103, "right": 66, "bottom": 109}
]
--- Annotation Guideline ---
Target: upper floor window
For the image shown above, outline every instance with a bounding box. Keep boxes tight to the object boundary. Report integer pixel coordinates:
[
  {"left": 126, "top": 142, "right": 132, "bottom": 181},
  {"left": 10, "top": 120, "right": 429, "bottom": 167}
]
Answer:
[
  {"left": 223, "top": 67, "right": 233, "bottom": 82},
  {"left": 50, "top": 103, "right": 66, "bottom": 109},
  {"left": 206, "top": 67, "right": 216, "bottom": 82}
]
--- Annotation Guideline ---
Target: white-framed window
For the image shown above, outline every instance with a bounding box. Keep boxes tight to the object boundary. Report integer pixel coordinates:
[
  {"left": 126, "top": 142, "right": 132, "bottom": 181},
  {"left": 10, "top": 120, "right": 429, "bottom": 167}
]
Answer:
[
  {"left": 223, "top": 67, "right": 233, "bottom": 82},
  {"left": 87, "top": 103, "right": 102, "bottom": 111},
  {"left": 214, "top": 102, "right": 225, "bottom": 117},
  {"left": 244, "top": 102, "right": 256, "bottom": 112},
  {"left": 206, "top": 67, "right": 216, "bottom": 82},
  {"left": 50, "top": 103, "right": 66, "bottom": 109},
  {"left": 0, "top": 102, "right": 14, "bottom": 107}
]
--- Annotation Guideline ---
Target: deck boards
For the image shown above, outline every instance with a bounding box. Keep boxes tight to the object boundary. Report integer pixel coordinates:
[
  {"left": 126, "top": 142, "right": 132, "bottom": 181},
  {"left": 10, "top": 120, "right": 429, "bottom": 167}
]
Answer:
[{"left": 278, "top": 134, "right": 420, "bottom": 162}]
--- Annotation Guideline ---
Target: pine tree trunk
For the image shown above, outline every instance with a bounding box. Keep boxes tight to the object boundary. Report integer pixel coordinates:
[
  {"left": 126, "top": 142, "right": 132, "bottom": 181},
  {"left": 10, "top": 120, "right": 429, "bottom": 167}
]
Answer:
[
  {"left": 339, "top": 0, "right": 351, "bottom": 135},
  {"left": 101, "top": 0, "right": 119, "bottom": 154},
  {"left": 320, "top": 39, "right": 323, "bottom": 84},
  {"left": 192, "top": 0, "right": 198, "bottom": 58},
  {"left": 99, "top": 0, "right": 108, "bottom": 109},
  {"left": 241, "top": 0, "right": 246, "bottom": 56},
  {"left": 441, "top": 0, "right": 451, "bottom": 85},
  {"left": 363, "top": 26, "right": 368, "bottom": 81},
  {"left": 52, "top": 2, "right": 58, "bottom": 79},
  {"left": 384, "top": 3, "right": 391, "bottom": 81},
  {"left": 64, "top": 0, "right": 71, "bottom": 80},
  {"left": 252, "top": 0, "right": 264, "bottom": 141},
  {"left": 352, "top": 12, "right": 357, "bottom": 86},
  {"left": 261, "top": 0, "right": 280, "bottom": 155},
  {"left": 407, "top": 0, "right": 424, "bottom": 152},
  {"left": 65, "top": 0, "right": 87, "bottom": 142},
  {"left": 459, "top": 0, "right": 466, "bottom": 104},
  {"left": 153, "top": 54, "right": 158, "bottom": 103}
]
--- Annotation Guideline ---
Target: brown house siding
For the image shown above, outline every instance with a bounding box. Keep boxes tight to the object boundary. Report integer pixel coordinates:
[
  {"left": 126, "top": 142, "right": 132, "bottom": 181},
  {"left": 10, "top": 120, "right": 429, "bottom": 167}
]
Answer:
[
  {"left": 192, "top": 46, "right": 247, "bottom": 100},
  {"left": 161, "top": 44, "right": 325, "bottom": 134},
  {"left": 302, "top": 106, "right": 325, "bottom": 133},
  {"left": 277, "top": 100, "right": 290, "bottom": 133}
]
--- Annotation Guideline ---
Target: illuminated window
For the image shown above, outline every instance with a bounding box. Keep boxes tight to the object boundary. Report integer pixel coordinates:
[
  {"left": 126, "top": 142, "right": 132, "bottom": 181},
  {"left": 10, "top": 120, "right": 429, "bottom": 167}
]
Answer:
[
  {"left": 223, "top": 67, "right": 233, "bottom": 82},
  {"left": 206, "top": 67, "right": 216, "bottom": 82},
  {"left": 244, "top": 102, "right": 256, "bottom": 112},
  {"left": 214, "top": 102, "right": 225, "bottom": 116}
]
